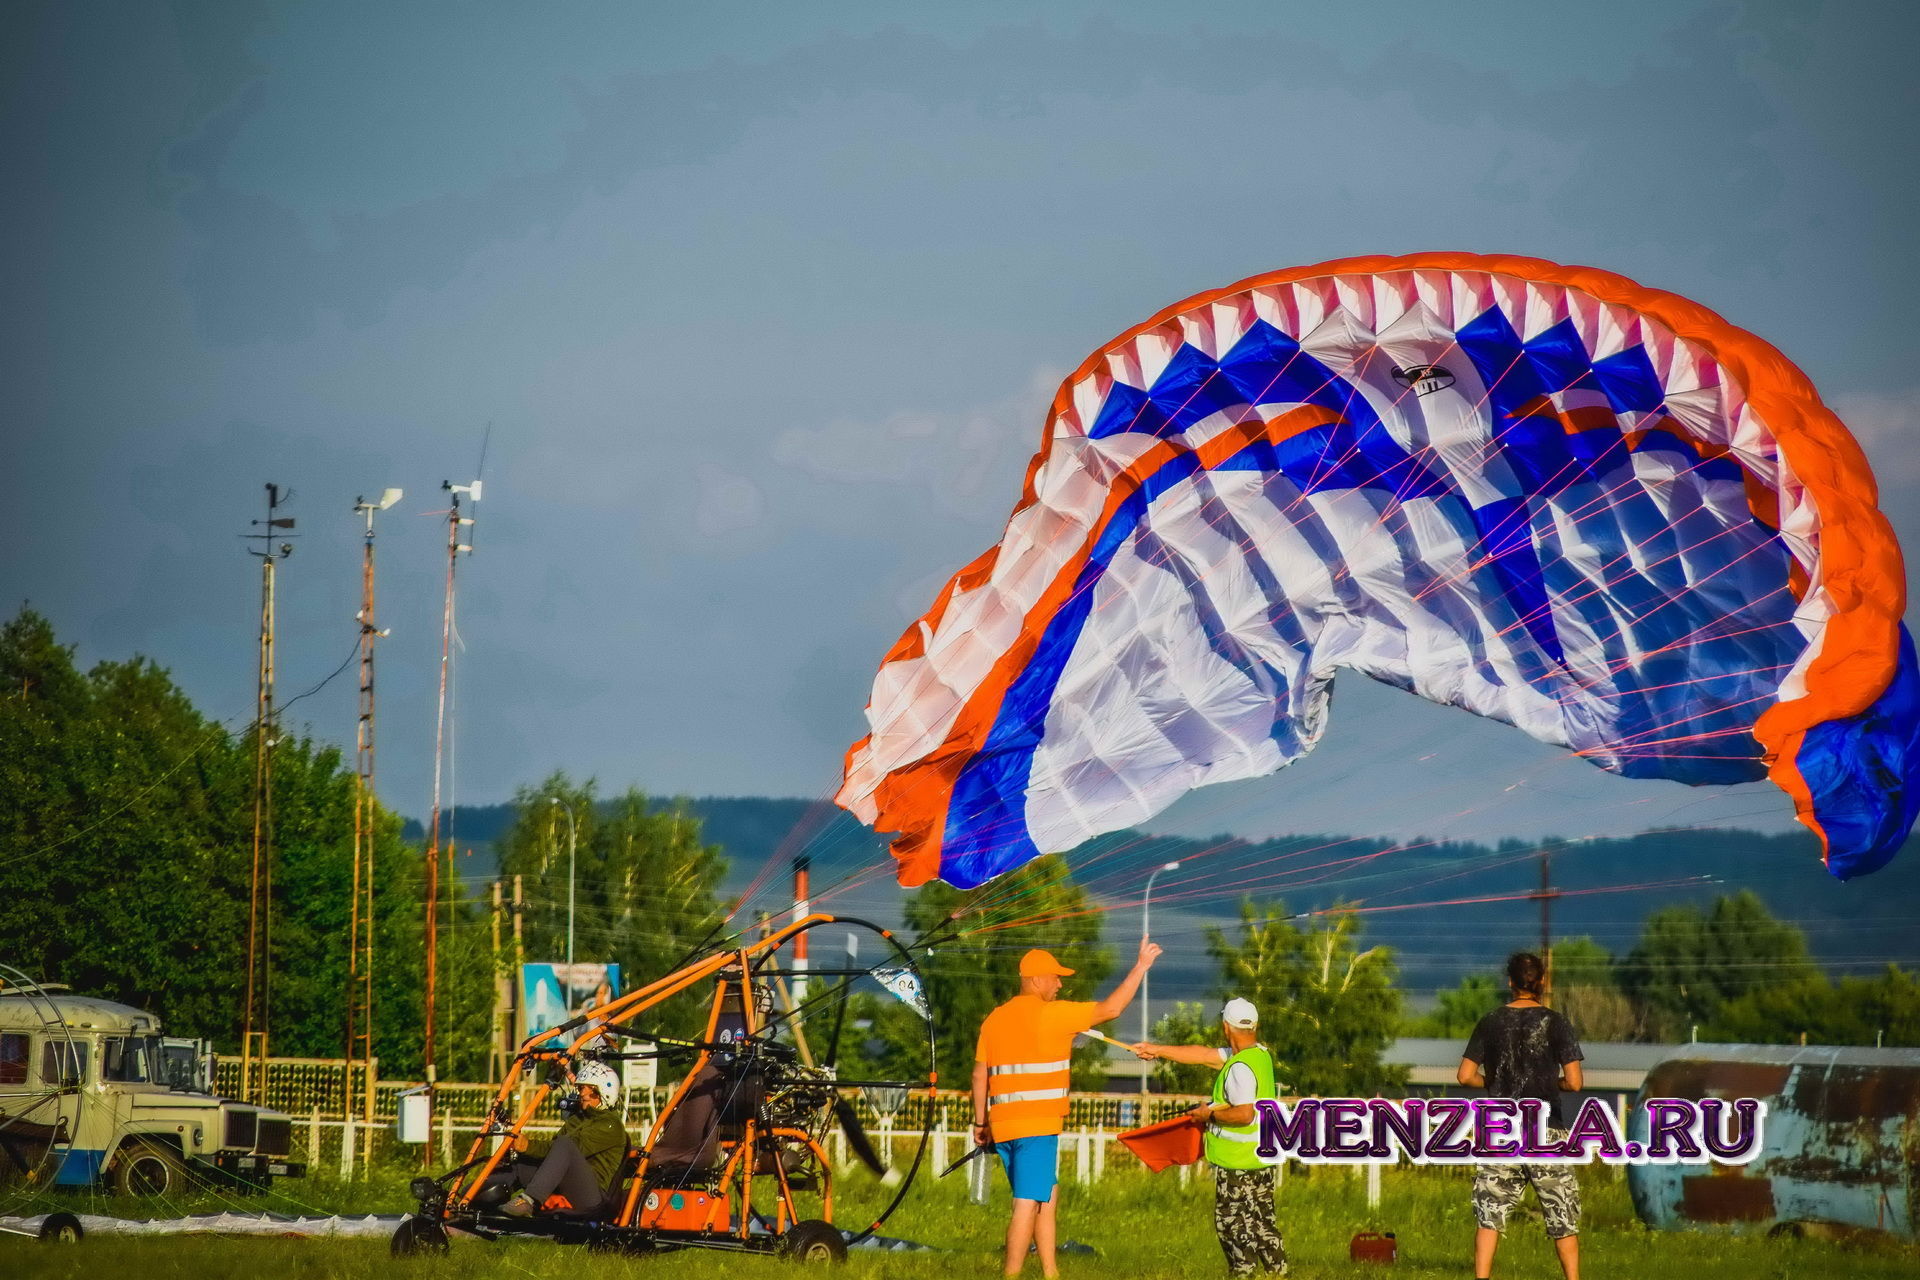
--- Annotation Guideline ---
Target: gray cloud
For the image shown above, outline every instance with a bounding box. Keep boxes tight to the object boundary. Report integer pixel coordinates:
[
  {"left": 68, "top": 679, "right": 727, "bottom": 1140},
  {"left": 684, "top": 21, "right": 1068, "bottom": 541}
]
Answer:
[{"left": 4, "top": 0, "right": 1916, "bottom": 850}]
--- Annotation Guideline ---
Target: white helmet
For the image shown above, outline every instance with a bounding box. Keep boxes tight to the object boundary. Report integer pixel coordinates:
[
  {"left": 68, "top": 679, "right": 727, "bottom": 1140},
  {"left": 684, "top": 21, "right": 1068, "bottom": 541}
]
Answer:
[{"left": 573, "top": 1061, "right": 620, "bottom": 1107}]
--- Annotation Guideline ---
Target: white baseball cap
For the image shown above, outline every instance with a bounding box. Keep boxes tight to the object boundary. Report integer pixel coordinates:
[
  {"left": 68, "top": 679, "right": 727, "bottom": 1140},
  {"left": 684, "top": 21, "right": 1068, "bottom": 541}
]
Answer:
[{"left": 1221, "top": 998, "right": 1259, "bottom": 1028}]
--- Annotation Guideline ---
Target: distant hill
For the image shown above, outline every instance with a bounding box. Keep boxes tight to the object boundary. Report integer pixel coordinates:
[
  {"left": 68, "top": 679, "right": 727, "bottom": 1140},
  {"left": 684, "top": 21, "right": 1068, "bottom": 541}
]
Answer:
[{"left": 404, "top": 797, "right": 1920, "bottom": 993}]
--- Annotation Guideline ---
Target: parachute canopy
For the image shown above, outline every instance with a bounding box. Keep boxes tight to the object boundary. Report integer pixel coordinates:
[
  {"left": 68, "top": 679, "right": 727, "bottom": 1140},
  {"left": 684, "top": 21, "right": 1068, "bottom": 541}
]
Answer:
[{"left": 837, "top": 253, "right": 1916, "bottom": 889}]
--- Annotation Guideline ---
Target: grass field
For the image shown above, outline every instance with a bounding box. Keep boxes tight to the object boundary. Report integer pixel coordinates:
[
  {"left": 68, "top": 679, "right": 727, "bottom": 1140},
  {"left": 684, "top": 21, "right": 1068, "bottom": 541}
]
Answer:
[{"left": 6, "top": 1160, "right": 1916, "bottom": 1279}]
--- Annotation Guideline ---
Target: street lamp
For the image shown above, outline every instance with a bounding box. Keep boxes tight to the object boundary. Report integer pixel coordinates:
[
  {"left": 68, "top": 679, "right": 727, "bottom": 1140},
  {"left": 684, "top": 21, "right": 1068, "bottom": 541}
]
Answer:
[
  {"left": 549, "top": 797, "right": 577, "bottom": 971},
  {"left": 1140, "top": 860, "right": 1182, "bottom": 1096}
]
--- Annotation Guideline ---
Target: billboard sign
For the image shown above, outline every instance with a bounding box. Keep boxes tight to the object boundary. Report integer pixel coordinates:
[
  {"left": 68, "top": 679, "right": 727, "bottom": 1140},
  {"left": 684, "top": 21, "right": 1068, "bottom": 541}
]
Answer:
[{"left": 519, "top": 962, "right": 622, "bottom": 1044}]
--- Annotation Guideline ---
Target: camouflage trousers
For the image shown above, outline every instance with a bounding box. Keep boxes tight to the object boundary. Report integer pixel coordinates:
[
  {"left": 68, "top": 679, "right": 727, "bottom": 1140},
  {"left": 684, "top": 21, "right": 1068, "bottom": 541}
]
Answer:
[
  {"left": 1213, "top": 1166, "right": 1288, "bottom": 1277},
  {"left": 1471, "top": 1132, "right": 1581, "bottom": 1239}
]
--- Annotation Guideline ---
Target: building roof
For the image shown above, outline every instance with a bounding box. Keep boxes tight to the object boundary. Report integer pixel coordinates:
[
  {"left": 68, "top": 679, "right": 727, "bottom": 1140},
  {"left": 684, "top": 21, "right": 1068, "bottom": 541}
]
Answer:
[
  {"left": 1649, "top": 1042, "right": 1920, "bottom": 1069},
  {"left": 1387, "top": 1037, "right": 1677, "bottom": 1091}
]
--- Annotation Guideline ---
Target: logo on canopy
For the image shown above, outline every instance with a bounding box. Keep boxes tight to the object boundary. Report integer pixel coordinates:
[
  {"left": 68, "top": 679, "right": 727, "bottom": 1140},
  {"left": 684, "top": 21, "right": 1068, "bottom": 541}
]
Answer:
[{"left": 1391, "top": 364, "right": 1456, "bottom": 396}]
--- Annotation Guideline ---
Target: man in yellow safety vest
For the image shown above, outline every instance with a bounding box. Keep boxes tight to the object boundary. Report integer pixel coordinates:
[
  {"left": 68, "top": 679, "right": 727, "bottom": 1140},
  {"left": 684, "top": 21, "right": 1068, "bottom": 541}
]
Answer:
[
  {"left": 973, "top": 938, "right": 1162, "bottom": 1278},
  {"left": 1133, "top": 998, "right": 1287, "bottom": 1276}
]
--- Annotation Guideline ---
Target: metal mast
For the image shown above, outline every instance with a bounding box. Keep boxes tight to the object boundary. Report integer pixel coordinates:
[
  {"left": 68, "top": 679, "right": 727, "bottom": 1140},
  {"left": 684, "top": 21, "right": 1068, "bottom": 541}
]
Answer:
[
  {"left": 242, "top": 483, "right": 295, "bottom": 1102},
  {"left": 424, "top": 477, "right": 478, "bottom": 1153},
  {"left": 346, "top": 488, "right": 400, "bottom": 1132}
]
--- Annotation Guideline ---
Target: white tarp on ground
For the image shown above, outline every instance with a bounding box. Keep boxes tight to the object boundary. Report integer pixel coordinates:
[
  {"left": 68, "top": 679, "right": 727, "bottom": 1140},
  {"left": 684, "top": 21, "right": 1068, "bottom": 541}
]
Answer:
[
  {"left": 1, "top": 1212, "right": 407, "bottom": 1238},
  {"left": 2, "top": 1210, "right": 937, "bottom": 1250}
]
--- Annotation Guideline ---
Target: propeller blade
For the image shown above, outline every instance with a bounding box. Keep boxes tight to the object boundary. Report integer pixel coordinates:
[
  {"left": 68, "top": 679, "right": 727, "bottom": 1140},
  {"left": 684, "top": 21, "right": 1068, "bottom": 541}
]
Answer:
[
  {"left": 833, "top": 1096, "right": 887, "bottom": 1175},
  {"left": 939, "top": 1144, "right": 993, "bottom": 1178},
  {"left": 821, "top": 976, "right": 856, "bottom": 1067}
]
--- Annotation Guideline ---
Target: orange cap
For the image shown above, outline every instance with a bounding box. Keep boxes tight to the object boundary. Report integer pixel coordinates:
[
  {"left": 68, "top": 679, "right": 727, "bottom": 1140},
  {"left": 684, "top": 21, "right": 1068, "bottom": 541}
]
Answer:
[{"left": 1019, "top": 949, "right": 1075, "bottom": 978}]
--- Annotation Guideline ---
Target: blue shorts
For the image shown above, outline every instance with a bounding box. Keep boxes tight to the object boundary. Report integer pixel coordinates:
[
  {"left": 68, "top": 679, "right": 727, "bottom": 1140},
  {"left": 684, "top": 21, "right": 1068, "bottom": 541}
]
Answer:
[{"left": 996, "top": 1134, "right": 1059, "bottom": 1203}]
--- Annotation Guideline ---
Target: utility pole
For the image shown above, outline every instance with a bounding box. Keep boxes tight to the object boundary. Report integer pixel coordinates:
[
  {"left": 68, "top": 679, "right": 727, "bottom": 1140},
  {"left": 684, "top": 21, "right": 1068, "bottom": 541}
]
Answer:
[
  {"left": 423, "top": 476, "right": 479, "bottom": 1159},
  {"left": 345, "top": 489, "right": 400, "bottom": 1122},
  {"left": 242, "top": 483, "right": 295, "bottom": 1103},
  {"left": 1140, "top": 860, "right": 1181, "bottom": 1096},
  {"left": 489, "top": 879, "right": 507, "bottom": 1084},
  {"left": 1538, "top": 844, "right": 1559, "bottom": 1003}
]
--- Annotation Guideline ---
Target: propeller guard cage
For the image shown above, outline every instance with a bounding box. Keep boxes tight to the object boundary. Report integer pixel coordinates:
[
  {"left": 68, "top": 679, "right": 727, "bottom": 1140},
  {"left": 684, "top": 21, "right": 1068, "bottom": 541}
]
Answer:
[{"left": 400, "top": 914, "right": 936, "bottom": 1258}]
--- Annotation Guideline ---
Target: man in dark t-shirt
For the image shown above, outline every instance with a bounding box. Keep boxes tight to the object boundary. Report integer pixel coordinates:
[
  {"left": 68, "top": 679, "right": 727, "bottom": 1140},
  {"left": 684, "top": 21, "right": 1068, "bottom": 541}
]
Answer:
[
  {"left": 1457, "top": 952, "right": 1583, "bottom": 1280},
  {"left": 1462, "top": 1002, "right": 1584, "bottom": 1126}
]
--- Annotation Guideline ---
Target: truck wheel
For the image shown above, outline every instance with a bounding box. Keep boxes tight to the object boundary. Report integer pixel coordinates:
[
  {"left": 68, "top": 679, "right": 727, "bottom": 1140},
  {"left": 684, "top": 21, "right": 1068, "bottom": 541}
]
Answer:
[
  {"left": 781, "top": 1220, "right": 848, "bottom": 1263},
  {"left": 109, "top": 1142, "right": 190, "bottom": 1197},
  {"left": 390, "top": 1216, "right": 451, "bottom": 1257},
  {"left": 38, "top": 1212, "right": 84, "bottom": 1242}
]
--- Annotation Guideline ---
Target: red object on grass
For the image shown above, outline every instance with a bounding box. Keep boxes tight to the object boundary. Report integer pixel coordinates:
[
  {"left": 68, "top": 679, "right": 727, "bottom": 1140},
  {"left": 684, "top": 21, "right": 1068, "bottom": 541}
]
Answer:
[
  {"left": 1349, "top": 1231, "right": 1397, "bottom": 1263},
  {"left": 1117, "top": 1115, "right": 1204, "bottom": 1171}
]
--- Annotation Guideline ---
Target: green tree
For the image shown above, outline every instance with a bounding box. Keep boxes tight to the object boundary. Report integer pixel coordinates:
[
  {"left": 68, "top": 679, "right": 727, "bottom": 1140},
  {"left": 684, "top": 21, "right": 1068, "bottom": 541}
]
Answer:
[
  {"left": 897, "top": 854, "right": 1114, "bottom": 1089},
  {"left": 1405, "top": 975, "right": 1502, "bottom": 1038},
  {"left": 1207, "top": 900, "right": 1407, "bottom": 1096},
  {"left": 496, "top": 773, "right": 729, "bottom": 1039},
  {"left": 1546, "top": 937, "right": 1640, "bottom": 1041},
  {"left": 1146, "top": 1002, "right": 1219, "bottom": 1095},
  {"left": 1707, "top": 964, "right": 1920, "bottom": 1047},
  {"left": 1550, "top": 936, "right": 1614, "bottom": 992},
  {"left": 1618, "top": 891, "right": 1816, "bottom": 1038},
  {"left": 0, "top": 607, "right": 493, "bottom": 1079},
  {"left": 0, "top": 612, "right": 255, "bottom": 1042}
]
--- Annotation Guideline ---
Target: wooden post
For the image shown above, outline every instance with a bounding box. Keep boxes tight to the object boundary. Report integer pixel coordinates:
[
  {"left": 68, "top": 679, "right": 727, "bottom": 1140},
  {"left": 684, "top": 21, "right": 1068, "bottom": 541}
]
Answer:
[
  {"left": 511, "top": 874, "right": 525, "bottom": 1060},
  {"left": 490, "top": 880, "right": 508, "bottom": 1084},
  {"left": 1614, "top": 1093, "right": 1629, "bottom": 1178},
  {"left": 440, "top": 1104, "right": 455, "bottom": 1164},
  {"left": 308, "top": 1106, "right": 322, "bottom": 1166},
  {"left": 1075, "top": 1129, "right": 1091, "bottom": 1183},
  {"left": 1093, "top": 1126, "right": 1107, "bottom": 1181},
  {"left": 340, "top": 1112, "right": 356, "bottom": 1179},
  {"left": 365, "top": 1056, "right": 379, "bottom": 1164},
  {"left": 1366, "top": 1160, "right": 1381, "bottom": 1209}
]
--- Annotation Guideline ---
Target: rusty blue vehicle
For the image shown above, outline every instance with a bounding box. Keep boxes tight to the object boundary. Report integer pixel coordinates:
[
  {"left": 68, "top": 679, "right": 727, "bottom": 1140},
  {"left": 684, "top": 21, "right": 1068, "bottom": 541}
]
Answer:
[{"left": 1627, "top": 1044, "right": 1919, "bottom": 1240}]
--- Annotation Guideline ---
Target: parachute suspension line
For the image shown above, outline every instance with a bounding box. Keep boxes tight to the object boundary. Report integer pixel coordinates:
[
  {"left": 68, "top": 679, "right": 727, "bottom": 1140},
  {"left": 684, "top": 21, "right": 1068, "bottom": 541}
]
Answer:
[
  {"left": 914, "top": 760, "right": 1736, "bottom": 944},
  {"left": 907, "top": 504, "right": 1784, "bottom": 911},
  {"left": 917, "top": 654, "right": 1784, "bottom": 928}
]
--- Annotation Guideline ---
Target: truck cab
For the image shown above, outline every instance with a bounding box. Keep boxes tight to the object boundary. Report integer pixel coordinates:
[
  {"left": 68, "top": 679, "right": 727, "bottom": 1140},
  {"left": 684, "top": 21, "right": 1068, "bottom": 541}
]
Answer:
[{"left": 0, "top": 988, "right": 305, "bottom": 1196}]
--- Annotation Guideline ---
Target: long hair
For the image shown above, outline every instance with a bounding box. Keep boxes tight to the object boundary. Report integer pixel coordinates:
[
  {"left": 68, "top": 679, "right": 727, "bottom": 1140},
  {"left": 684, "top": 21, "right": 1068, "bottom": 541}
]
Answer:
[{"left": 1506, "top": 951, "right": 1546, "bottom": 997}]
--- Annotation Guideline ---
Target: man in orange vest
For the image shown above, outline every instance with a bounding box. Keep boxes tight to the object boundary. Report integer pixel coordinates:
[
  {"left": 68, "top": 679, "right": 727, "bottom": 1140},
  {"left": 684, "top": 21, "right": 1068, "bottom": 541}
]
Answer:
[{"left": 972, "top": 938, "right": 1163, "bottom": 1278}]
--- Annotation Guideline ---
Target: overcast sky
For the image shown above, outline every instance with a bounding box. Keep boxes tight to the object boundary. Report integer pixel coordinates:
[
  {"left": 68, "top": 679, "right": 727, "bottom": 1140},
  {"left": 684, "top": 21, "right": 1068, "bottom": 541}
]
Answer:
[{"left": 6, "top": 1, "right": 1917, "bottom": 862}]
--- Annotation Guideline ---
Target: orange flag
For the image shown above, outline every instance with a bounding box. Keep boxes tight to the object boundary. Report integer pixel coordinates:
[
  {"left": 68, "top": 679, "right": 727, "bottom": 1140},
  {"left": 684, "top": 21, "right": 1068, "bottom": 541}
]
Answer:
[{"left": 1117, "top": 1115, "right": 1204, "bottom": 1171}]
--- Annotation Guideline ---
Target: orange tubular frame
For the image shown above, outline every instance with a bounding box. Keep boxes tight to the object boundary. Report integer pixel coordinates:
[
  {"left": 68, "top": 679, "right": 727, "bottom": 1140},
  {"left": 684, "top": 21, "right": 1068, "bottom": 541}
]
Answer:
[{"left": 451, "top": 914, "right": 846, "bottom": 1222}]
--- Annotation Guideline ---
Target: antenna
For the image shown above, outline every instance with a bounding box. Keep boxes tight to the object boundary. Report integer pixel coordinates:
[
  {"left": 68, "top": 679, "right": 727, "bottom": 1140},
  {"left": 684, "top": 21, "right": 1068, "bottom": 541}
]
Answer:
[
  {"left": 344, "top": 487, "right": 399, "bottom": 1149},
  {"left": 422, "top": 467, "right": 480, "bottom": 1158},
  {"left": 240, "top": 482, "right": 296, "bottom": 1102}
]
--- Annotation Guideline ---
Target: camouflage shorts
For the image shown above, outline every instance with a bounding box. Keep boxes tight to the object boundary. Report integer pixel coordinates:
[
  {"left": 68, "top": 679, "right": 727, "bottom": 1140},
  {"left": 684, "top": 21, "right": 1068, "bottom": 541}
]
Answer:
[
  {"left": 1213, "top": 1166, "right": 1288, "bottom": 1277},
  {"left": 1471, "top": 1135, "right": 1580, "bottom": 1239}
]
